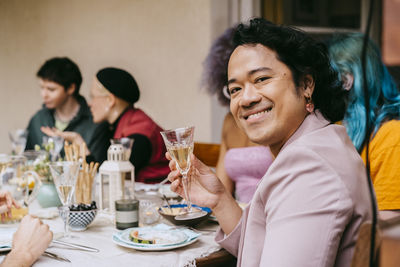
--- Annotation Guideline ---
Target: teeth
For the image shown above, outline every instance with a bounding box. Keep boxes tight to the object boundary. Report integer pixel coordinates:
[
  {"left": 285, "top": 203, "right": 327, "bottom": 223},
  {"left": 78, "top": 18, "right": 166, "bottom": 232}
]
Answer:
[{"left": 247, "top": 109, "right": 269, "bottom": 119}]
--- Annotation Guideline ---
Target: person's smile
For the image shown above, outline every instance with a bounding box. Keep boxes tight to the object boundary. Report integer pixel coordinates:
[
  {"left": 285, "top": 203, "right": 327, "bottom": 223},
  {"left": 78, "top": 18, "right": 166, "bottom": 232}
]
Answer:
[{"left": 241, "top": 104, "right": 273, "bottom": 123}]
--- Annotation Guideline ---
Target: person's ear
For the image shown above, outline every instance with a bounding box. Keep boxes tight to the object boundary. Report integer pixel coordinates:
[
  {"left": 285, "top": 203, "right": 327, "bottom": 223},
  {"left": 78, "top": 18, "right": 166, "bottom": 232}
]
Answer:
[
  {"left": 107, "top": 93, "right": 117, "bottom": 108},
  {"left": 66, "top": 84, "right": 76, "bottom": 96},
  {"left": 301, "top": 74, "right": 315, "bottom": 98},
  {"left": 342, "top": 73, "right": 354, "bottom": 91}
]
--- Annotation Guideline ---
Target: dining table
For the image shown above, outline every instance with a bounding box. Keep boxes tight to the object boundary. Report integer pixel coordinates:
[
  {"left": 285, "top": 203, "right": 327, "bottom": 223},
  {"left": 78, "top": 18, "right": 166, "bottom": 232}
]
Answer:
[{"left": 0, "top": 199, "right": 236, "bottom": 267}]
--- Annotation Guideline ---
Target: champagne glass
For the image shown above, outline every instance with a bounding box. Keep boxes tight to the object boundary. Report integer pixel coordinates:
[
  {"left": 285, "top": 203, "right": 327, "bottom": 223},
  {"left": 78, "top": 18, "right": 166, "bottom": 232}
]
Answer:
[
  {"left": 49, "top": 161, "right": 80, "bottom": 238},
  {"left": 161, "top": 126, "right": 206, "bottom": 220}
]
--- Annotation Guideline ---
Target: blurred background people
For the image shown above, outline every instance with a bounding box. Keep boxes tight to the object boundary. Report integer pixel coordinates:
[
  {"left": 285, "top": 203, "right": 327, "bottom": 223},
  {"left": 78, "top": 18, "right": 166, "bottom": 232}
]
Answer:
[
  {"left": 328, "top": 33, "right": 400, "bottom": 220},
  {"left": 26, "top": 57, "right": 110, "bottom": 163},
  {"left": 44, "top": 67, "right": 169, "bottom": 184},
  {"left": 201, "top": 26, "right": 273, "bottom": 203}
]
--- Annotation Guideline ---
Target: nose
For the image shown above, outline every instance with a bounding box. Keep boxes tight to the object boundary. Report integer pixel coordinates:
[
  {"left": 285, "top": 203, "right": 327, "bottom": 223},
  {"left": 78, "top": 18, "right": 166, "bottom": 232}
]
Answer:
[
  {"left": 239, "top": 84, "right": 261, "bottom": 108},
  {"left": 40, "top": 88, "right": 48, "bottom": 100}
]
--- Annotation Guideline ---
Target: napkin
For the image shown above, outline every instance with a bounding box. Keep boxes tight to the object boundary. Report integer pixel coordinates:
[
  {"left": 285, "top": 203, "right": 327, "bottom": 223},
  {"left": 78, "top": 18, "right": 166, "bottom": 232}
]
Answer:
[{"left": 0, "top": 227, "right": 17, "bottom": 250}]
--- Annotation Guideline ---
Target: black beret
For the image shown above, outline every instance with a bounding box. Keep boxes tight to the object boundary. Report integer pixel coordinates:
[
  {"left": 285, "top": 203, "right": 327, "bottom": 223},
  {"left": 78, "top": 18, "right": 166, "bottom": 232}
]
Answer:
[{"left": 96, "top": 67, "right": 140, "bottom": 104}]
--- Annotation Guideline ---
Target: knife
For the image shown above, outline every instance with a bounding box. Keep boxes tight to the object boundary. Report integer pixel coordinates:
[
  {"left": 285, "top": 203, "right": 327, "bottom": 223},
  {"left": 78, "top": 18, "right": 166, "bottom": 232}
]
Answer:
[{"left": 52, "top": 240, "right": 99, "bottom": 252}]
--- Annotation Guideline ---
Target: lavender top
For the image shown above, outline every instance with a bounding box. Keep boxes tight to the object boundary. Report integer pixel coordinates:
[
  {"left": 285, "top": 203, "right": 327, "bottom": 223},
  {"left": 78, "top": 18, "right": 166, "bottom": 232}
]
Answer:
[{"left": 224, "top": 146, "right": 273, "bottom": 202}]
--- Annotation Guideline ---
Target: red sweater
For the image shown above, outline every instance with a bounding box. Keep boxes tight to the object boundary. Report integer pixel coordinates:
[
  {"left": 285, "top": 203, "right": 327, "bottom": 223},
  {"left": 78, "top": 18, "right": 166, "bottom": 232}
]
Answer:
[{"left": 113, "top": 108, "right": 169, "bottom": 183}]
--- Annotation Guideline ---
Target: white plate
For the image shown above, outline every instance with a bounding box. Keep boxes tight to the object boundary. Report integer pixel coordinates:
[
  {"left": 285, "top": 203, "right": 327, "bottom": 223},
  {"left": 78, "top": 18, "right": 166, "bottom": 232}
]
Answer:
[
  {"left": 112, "top": 225, "right": 200, "bottom": 251},
  {"left": 112, "top": 235, "right": 199, "bottom": 251}
]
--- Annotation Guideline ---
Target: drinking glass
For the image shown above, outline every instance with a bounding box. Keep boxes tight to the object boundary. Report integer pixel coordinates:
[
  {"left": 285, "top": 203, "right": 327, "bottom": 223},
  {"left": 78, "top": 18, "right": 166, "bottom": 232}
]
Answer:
[
  {"left": 0, "top": 155, "right": 42, "bottom": 223},
  {"left": 8, "top": 129, "right": 28, "bottom": 155},
  {"left": 110, "top": 138, "right": 134, "bottom": 161},
  {"left": 49, "top": 161, "right": 80, "bottom": 238},
  {"left": 43, "top": 136, "right": 64, "bottom": 161},
  {"left": 160, "top": 126, "right": 198, "bottom": 218}
]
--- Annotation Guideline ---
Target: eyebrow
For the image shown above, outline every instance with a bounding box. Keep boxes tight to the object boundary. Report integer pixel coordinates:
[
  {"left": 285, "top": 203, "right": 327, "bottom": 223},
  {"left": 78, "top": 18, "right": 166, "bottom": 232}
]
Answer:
[{"left": 227, "top": 67, "right": 272, "bottom": 85}]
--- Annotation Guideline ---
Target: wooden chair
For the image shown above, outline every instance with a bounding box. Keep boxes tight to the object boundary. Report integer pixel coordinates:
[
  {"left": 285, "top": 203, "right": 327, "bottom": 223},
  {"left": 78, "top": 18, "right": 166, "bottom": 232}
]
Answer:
[
  {"left": 193, "top": 142, "right": 220, "bottom": 167},
  {"left": 351, "top": 222, "right": 381, "bottom": 267}
]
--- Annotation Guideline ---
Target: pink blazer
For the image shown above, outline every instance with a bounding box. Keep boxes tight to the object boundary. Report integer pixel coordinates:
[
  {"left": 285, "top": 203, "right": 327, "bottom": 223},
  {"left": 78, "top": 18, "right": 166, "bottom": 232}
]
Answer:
[{"left": 216, "top": 112, "right": 372, "bottom": 267}]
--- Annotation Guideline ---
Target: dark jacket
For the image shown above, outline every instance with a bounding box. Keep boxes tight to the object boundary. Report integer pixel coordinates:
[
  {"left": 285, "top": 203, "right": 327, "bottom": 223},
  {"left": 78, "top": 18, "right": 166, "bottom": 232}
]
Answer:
[{"left": 26, "top": 96, "right": 111, "bottom": 163}]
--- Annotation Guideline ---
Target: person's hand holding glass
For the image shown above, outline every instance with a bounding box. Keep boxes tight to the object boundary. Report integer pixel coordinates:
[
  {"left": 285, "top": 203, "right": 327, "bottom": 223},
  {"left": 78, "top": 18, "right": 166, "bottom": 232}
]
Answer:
[
  {"left": 161, "top": 126, "right": 208, "bottom": 220},
  {"left": 49, "top": 162, "right": 80, "bottom": 238}
]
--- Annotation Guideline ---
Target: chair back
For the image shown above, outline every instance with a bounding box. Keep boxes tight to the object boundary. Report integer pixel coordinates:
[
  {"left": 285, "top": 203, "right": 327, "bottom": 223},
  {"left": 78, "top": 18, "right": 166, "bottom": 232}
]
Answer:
[
  {"left": 193, "top": 142, "right": 220, "bottom": 167},
  {"left": 351, "top": 222, "right": 381, "bottom": 267}
]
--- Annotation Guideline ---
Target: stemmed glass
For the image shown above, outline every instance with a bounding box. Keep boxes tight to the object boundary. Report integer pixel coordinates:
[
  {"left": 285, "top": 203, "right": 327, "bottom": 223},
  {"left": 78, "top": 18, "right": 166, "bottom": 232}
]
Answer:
[
  {"left": 161, "top": 126, "right": 206, "bottom": 220},
  {"left": 9, "top": 129, "right": 28, "bottom": 155},
  {"left": 43, "top": 136, "right": 64, "bottom": 161},
  {"left": 49, "top": 161, "right": 80, "bottom": 238}
]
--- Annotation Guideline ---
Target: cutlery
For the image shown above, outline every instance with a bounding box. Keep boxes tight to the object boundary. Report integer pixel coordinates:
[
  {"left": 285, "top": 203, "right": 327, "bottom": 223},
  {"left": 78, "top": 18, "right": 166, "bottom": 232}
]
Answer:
[
  {"left": 43, "top": 251, "right": 70, "bottom": 262},
  {"left": 52, "top": 240, "right": 99, "bottom": 252},
  {"left": 159, "top": 177, "right": 170, "bottom": 187},
  {"left": 162, "top": 194, "right": 173, "bottom": 213},
  {"left": 0, "top": 247, "right": 70, "bottom": 262}
]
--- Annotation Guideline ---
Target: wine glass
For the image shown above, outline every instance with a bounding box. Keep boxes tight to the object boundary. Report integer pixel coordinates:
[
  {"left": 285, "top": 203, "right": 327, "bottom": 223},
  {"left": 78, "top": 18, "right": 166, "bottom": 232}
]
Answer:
[
  {"left": 49, "top": 161, "right": 80, "bottom": 238},
  {"left": 43, "top": 136, "right": 64, "bottom": 161},
  {"left": 160, "top": 126, "right": 207, "bottom": 220},
  {"left": 8, "top": 129, "right": 28, "bottom": 155}
]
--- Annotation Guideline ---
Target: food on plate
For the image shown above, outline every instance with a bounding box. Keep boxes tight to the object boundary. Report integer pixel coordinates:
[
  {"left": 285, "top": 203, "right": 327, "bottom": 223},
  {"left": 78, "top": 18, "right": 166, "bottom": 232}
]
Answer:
[
  {"left": 129, "top": 230, "right": 156, "bottom": 244},
  {"left": 160, "top": 206, "right": 202, "bottom": 216}
]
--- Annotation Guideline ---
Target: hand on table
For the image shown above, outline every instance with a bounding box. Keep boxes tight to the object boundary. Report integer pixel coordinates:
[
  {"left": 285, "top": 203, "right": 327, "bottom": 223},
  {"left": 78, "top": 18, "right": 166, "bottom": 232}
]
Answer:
[
  {"left": 0, "top": 191, "right": 20, "bottom": 222},
  {"left": 1, "top": 215, "right": 53, "bottom": 267},
  {"left": 167, "top": 153, "right": 226, "bottom": 210}
]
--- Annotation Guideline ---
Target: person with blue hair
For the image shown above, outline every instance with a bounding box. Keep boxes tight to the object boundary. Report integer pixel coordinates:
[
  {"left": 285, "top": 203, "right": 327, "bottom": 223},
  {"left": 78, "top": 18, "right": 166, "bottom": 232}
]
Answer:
[{"left": 328, "top": 33, "right": 400, "bottom": 219}]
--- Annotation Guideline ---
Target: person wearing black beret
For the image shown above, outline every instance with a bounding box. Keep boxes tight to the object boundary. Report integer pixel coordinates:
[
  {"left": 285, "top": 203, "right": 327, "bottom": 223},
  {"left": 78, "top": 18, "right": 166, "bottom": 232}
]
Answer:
[{"left": 43, "top": 67, "right": 170, "bottom": 184}]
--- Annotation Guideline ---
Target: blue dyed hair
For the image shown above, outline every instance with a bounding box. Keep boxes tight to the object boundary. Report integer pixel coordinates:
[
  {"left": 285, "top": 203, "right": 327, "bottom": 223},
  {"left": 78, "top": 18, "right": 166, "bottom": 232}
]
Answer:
[{"left": 328, "top": 33, "right": 400, "bottom": 151}]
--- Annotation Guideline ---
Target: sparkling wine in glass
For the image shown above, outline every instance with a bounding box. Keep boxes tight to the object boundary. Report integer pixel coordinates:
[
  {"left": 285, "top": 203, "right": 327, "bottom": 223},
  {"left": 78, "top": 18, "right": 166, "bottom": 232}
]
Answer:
[
  {"left": 161, "top": 126, "right": 206, "bottom": 220},
  {"left": 49, "top": 161, "right": 80, "bottom": 238}
]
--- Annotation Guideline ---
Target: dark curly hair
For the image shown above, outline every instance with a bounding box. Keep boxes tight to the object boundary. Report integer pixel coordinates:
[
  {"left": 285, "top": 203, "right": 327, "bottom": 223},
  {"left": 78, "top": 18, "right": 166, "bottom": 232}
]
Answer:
[
  {"left": 232, "top": 18, "right": 348, "bottom": 122},
  {"left": 201, "top": 27, "right": 236, "bottom": 107},
  {"left": 37, "top": 57, "right": 82, "bottom": 97}
]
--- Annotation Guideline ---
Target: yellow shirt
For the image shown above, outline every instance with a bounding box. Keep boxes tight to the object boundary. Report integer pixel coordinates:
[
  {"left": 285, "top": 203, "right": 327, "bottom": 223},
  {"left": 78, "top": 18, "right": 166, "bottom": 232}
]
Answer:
[{"left": 361, "top": 120, "right": 400, "bottom": 210}]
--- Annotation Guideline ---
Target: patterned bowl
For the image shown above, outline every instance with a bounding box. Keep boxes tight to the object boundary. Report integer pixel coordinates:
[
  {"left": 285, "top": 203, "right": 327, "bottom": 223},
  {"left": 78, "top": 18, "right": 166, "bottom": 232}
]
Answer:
[{"left": 59, "top": 208, "right": 97, "bottom": 231}]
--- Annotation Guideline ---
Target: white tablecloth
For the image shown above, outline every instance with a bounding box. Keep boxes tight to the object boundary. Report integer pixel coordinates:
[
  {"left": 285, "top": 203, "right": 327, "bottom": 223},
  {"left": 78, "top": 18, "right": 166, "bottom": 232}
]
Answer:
[{"left": 0, "top": 202, "right": 221, "bottom": 267}]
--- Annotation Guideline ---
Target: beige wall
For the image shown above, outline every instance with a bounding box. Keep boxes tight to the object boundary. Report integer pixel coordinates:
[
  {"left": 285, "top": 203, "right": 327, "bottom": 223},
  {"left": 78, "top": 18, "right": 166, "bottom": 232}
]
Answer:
[{"left": 0, "top": 0, "right": 231, "bottom": 153}]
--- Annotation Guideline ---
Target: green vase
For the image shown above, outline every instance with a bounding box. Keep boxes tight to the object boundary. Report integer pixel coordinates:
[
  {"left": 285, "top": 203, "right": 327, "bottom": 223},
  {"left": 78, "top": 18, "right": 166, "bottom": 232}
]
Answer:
[{"left": 37, "top": 182, "right": 62, "bottom": 208}]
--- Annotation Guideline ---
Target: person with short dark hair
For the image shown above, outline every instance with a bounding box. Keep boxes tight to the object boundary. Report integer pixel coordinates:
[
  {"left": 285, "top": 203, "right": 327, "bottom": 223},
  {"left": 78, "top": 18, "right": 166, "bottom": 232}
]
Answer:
[
  {"left": 42, "top": 67, "right": 170, "bottom": 184},
  {"left": 201, "top": 26, "right": 273, "bottom": 203},
  {"left": 26, "top": 57, "right": 110, "bottom": 163},
  {"left": 167, "top": 18, "right": 372, "bottom": 266}
]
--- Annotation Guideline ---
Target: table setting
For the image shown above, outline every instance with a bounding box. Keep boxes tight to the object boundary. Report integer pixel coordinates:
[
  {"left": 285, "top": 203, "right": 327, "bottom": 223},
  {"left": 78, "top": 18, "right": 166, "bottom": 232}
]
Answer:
[{"left": 0, "top": 133, "right": 223, "bottom": 266}]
